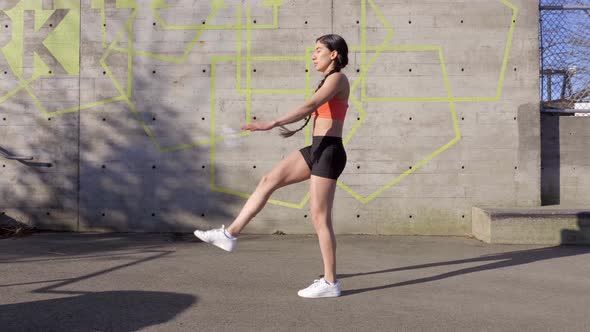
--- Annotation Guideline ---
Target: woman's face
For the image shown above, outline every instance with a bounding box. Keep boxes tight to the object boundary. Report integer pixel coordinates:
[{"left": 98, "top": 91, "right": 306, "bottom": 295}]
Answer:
[{"left": 312, "top": 41, "right": 336, "bottom": 73}]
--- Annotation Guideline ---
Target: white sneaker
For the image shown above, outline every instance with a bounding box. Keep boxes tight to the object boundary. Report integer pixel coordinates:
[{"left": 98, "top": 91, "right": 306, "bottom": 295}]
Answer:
[
  {"left": 193, "top": 225, "right": 237, "bottom": 252},
  {"left": 297, "top": 278, "right": 341, "bottom": 298}
]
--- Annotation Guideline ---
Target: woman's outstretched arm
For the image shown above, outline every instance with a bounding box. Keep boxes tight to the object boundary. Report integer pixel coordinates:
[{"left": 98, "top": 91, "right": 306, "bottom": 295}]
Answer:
[{"left": 241, "top": 72, "right": 346, "bottom": 132}]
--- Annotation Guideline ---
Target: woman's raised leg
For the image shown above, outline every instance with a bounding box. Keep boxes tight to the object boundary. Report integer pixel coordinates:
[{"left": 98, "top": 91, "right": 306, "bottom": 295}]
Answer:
[{"left": 226, "top": 149, "right": 311, "bottom": 236}]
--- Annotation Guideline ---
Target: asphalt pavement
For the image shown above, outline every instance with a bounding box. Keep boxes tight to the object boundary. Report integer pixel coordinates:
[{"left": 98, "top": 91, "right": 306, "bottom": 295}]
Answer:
[{"left": 1, "top": 232, "right": 589, "bottom": 331}]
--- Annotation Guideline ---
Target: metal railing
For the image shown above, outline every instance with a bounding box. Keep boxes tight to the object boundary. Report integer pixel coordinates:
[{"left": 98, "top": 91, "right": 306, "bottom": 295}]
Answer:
[
  {"left": 0, "top": 150, "right": 33, "bottom": 161},
  {"left": 0, "top": 148, "right": 52, "bottom": 167},
  {"left": 540, "top": 1, "right": 590, "bottom": 114}
]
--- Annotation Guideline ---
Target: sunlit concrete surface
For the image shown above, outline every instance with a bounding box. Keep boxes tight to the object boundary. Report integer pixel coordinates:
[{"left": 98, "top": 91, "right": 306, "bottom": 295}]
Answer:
[{"left": 1, "top": 233, "right": 589, "bottom": 331}]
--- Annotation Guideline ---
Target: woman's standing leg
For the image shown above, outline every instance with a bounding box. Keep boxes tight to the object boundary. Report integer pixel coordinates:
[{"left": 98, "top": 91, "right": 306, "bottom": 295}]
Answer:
[
  {"left": 309, "top": 175, "right": 338, "bottom": 283},
  {"left": 226, "top": 149, "right": 311, "bottom": 236}
]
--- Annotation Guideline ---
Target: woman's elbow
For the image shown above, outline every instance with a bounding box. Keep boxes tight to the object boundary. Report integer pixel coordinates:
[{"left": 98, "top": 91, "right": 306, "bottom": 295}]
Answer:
[{"left": 304, "top": 101, "right": 319, "bottom": 114}]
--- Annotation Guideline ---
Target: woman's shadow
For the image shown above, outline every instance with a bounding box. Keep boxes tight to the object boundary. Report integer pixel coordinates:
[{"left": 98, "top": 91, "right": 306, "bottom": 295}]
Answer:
[{"left": 339, "top": 219, "right": 590, "bottom": 296}]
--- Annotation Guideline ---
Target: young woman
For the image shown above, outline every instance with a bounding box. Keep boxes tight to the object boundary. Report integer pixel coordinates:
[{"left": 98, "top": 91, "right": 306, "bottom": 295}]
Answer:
[{"left": 194, "top": 34, "right": 350, "bottom": 298}]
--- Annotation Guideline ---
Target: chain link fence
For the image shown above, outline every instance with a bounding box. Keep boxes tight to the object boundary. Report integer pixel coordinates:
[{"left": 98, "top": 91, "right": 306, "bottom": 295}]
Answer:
[{"left": 540, "top": 0, "right": 590, "bottom": 114}]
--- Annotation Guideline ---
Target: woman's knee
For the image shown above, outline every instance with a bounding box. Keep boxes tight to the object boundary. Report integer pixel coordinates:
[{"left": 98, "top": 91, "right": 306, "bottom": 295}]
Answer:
[{"left": 258, "top": 172, "right": 281, "bottom": 191}]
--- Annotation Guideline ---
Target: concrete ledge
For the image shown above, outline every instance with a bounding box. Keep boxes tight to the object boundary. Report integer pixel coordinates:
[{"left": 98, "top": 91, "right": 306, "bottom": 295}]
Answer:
[{"left": 472, "top": 207, "right": 590, "bottom": 245}]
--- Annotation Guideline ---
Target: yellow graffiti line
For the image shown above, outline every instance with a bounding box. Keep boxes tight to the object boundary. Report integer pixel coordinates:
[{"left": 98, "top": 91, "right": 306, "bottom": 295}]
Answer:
[
  {"left": 40, "top": 3, "right": 80, "bottom": 76},
  {"left": 453, "top": 97, "right": 498, "bottom": 102},
  {"left": 371, "top": 137, "right": 461, "bottom": 203},
  {"left": 360, "top": 46, "right": 444, "bottom": 103},
  {"left": 358, "top": 45, "right": 442, "bottom": 102},
  {"left": 110, "top": 46, "right": 173, "bottom": 64},
  {"left": 152, "top": 1, "right": 281, "bottom": 31},
  {"left": 351, "top": 35, "right": 394, "bottom": 96},
  {"left": 99, "top": 12, "right": 161, "bottom": 151},
  {"left": 99, "top": 25, "right": 128, "bottom": 88},
  {"left": 497, "top": 0, "right": 518, "bottom": 12},
  {"left": 366, "top": 97, "right": 449, "bottom": 102},
  {"left": 365, "top": 96, "right": 501, "bottom": 103},
  {"left": 357, "top": 0, "right": 395, "bottom": 99},
  {"left": 360, "top": 0, "right": 367, "bottom": 101},
  {"left": 342, "top": 95, "right": 365, "bottom": 146},
  {"left": 160, "top": 131, "right": 250, "bottom": 153},
  {"left": 305, "top": 47, "right": 312, "bottom": 96},
  {"left": 0, "top": 78, "right": 33, "bottom": 104},
  {"left": 248, "top": 89, "right": 310, "bottom": 95},
  {"left": 236, "top": 7, "right": 242, "bottom": 95},
  {"left": 19, "top": 77, "right": 50, "bottom": 117},
  {"left": 0, "top": 72, "right": 44, "bottom": 110},
  {"left": 304, "top": 47, "right": 313, "bottom": 145},
  {"left": 338, "top": 135, "right": 463, "bottom": 204},
  {"left": 354, "top": 0, "right": 518, "bottom": 104},
  {"left": 0, "top": 86, "right": 23, "bottom": 104},
  {"left": 213, "top": 0, "right": 393, "bottom": 206},
  {"left": 210, "top": 58, "right": 218, "bottom": 188},
  {"left": 210, "top": 54, "right": 310, "bottom": 208},
  {"left": 210, "top": 185, "right": 306, "bottom": 209},
  {"left": 94, "top": 1, "right": 137, "bottom": 49},
  {"left": 211, "top": 186, "right": 309, "bottom": 209},
  {"left": 100, "top": 6, "right": 137, "bottom": 94},
  {"left": 151, "top": 0, "right": 228, "bottom": 31},
  {"left": 350, "top": 1, "right": 395, "bottom": 96},
  {"left": 48, "top": 4, "right": 133, "bottom": 116},
  {"left": 245, "top": 5, "right": 252, "bottom": 123},
  {"left": 7, "top": 63, "right": 52, "bottom": 116},
  {"left": 303, "top": 46, "right": 314, "bottom": 146},
  {"left": 354, "top": 45, "right": 435, "bottom": 102},
  {"left": 47, "top": 96, "right": 126, "bottom": 116},
  {"left": 495, "top": 2, "right": 518, "bottom": 100},
  {"left": 3, "top": 6, "right": 23, "bottom": 78},
  {"left": 338, "top": 45, "right": 463, "bottom": 204},
  {"left": 351, "top": 45, "right": 440, "bottom": 52},
  {"left": 100, "top": 4, "right": 107, "bottom": 48},
  {"left": 428, "top": 0, "right": 518, "bottom": 103},
  {"left": 250, "top": 56, "right": 307, "bottom": 61},
  {"left": 126, "top": 13, "right": 133, "bottom": 98},
  {"left": 212, "top": 56, "right": 236, "bottom": 62},
  {"left": 111, "top": 4, "right": 217, "bottom": 63},
  {"left": 438, "top": 48, "right": 462, "bottom": 138},
  {"left": 336, "top": 181, "right": 368, "bottom": 204},
  {"left": 253, "top": 1, "right": 281, "bottom": 29},
  {"left": 368, "top": 0, "right": 393, "bottom": 34}
]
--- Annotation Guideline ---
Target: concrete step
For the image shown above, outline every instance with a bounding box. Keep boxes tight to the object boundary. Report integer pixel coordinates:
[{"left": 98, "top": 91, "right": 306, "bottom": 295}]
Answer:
[{"left": 472, "top": 206, "right": 590, "bottom": 245}]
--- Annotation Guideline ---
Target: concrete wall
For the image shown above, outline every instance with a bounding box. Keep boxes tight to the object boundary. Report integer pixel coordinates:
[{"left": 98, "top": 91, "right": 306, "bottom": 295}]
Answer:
[
  {"left": 0, "top": 0, "right": 540, "bottom": 235},
  {"left": 541, "top": 114, "right": 590, "bottom": 206}
]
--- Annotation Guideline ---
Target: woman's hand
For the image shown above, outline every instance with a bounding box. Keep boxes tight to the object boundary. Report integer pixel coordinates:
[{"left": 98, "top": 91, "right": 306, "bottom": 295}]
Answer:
[{"left": 241, "top": 121, "right": 276, "bottom": 132}]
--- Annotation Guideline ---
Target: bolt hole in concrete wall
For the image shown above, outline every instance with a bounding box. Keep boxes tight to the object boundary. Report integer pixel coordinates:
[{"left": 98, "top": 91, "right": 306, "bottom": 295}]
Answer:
[{"left": 0, "top": 0, "right": 539, "bottom": 234}]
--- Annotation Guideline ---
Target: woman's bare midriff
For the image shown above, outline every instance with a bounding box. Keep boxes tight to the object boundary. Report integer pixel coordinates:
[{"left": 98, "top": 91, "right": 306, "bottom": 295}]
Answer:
[{"left": 312, "top": 117, "right": 344, "bottom": 137}]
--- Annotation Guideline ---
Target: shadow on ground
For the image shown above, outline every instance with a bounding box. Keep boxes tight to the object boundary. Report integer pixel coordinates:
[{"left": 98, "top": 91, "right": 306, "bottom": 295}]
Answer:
[
  {"left": 0, "top": 290, "right": 196, "bottom": 332},
  {"left": 339, "top": 244, "right": 590, "bottom": 296}
]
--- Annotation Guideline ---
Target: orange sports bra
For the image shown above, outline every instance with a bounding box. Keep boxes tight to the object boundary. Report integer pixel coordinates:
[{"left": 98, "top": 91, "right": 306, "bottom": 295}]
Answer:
[{"left": 314, "top": 97, "right": 348, "bottom": 121}]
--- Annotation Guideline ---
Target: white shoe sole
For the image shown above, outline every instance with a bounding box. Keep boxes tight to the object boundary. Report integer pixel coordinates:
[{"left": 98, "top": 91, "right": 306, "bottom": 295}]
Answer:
[
  {"left": 297, "top": 290, "right": 341, "bottom": 298},
  {"left": 194, "top": 231, "right": 235, "bottom": 252}
]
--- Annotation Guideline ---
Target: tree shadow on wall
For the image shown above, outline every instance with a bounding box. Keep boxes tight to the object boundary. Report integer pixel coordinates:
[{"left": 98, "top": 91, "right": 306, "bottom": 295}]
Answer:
[{"left": 0, "top": 66, "right": 238, "bottom": 236}]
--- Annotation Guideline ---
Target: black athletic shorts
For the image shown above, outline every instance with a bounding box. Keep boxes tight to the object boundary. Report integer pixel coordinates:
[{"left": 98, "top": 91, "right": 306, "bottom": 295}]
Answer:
[{"left": 299, "top": 136, "right": 347, "bottom": 180}]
